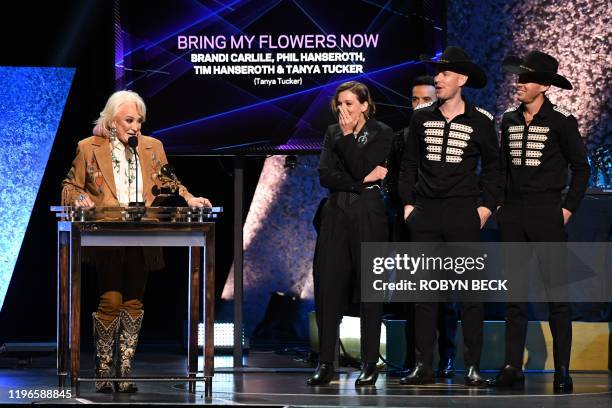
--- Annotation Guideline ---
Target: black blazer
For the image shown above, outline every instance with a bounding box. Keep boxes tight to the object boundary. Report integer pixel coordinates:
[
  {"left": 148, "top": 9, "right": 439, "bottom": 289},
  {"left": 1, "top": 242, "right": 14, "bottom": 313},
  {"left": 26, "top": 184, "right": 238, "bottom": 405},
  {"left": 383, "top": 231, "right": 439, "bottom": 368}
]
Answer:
[{"left": 318, "top": 118, "right": 393, "bottom": 194}]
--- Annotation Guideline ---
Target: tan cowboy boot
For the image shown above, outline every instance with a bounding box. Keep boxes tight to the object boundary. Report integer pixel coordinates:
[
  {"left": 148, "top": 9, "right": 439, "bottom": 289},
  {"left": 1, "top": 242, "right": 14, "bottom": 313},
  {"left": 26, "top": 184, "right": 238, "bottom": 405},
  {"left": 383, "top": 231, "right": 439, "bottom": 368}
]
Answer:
[
  {"left": 115, "top": 309, "right": 144, "bottom": 392},
  {"left": 92, "top": 312, "right": 119, "bottom": 393}
]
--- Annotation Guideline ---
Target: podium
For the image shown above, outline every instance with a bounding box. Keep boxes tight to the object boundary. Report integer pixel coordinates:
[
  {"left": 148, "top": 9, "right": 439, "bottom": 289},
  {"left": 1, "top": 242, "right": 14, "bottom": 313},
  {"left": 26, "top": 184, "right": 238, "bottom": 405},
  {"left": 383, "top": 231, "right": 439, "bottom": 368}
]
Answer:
[{"left": 51, "top": 206, "right": 222, "bottom": 397}]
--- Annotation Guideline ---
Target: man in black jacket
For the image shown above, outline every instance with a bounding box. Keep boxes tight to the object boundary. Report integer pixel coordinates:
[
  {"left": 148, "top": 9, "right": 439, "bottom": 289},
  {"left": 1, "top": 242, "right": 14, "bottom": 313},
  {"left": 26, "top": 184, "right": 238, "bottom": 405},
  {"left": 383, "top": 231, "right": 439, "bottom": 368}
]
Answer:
[
  {"left": 386, "top": 76, "right": 459, "bottom": 379},
  {"left": 398, "top": 46, "right": 499, "bottom": 386},
  {"left": 487, "top": 51, "right": 590, "bottom": 392}
]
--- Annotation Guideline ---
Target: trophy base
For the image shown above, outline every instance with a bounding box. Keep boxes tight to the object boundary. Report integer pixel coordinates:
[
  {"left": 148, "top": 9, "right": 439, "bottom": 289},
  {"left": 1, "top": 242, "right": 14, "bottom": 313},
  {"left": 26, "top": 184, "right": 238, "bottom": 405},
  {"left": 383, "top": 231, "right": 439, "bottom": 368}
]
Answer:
[
  {"left": 150, "top": 194, "right": 187, "bottom": 207},
  {"left": 124, "top": 204, "right": 146, "bottom": 221}
]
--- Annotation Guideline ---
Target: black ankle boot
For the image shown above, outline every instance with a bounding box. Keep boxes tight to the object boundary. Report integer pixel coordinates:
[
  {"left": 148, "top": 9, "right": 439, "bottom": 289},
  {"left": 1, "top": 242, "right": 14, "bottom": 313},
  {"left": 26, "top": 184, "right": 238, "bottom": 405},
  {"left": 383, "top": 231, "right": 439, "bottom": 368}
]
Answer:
[
  {"left": 464, "top": 365, "right": 485, "bottom": 386},
  {"left": 399, "top": 363, "right": 434, "bottom": 385},
  {"left": 553, "top": 366, "right": 573, "bottom": 392},
  {"left": 485, "top": 364, "right": 525, "bottom": 387},
  {"left": 355, "top": 362, "right": 378, "bottom": 386},
  {"left": 307, "top": 363, "right": 335, "bottom": 386}
]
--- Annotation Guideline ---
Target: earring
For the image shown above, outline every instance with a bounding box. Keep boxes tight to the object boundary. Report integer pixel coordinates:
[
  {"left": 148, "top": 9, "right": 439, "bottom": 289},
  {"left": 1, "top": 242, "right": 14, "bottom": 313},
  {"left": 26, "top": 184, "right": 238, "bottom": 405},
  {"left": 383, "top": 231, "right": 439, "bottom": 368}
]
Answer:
[{"left": 110, "top": 127, "right": 117, "bottom": 141}]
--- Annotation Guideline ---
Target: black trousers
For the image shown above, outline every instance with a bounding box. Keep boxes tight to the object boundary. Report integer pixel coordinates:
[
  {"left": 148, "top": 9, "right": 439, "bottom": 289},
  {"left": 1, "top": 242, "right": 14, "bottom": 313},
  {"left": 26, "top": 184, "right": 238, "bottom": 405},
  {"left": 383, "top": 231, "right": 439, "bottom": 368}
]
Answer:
[
  {"left": 313, "top": 189, "right": 388, "bottom": 363},
  {"left": 401, "top": 301, "right": 458, "bottom": 369},
  {"left": 405, "top": 197, "right": 483, "bottom": 368},
  {"left": 386, "top": 202, "right": 458, "bottom": 368},
  {"left": 499, "top": 193, "right": 571, "bottom": 369},
  {"left": 437, "top": 302, "right": 458, "bottom": 362}
]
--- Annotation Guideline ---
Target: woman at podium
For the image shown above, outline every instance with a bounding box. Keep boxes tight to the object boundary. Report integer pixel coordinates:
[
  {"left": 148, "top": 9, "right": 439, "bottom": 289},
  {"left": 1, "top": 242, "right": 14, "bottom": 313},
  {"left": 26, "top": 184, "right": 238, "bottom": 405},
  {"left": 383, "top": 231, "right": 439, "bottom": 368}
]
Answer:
[
  {"left": 61, "top": 90, "right": 211, "bottom": 393},
  {"left": 309, "top": 81, "right": 393, "bottom": 387}
]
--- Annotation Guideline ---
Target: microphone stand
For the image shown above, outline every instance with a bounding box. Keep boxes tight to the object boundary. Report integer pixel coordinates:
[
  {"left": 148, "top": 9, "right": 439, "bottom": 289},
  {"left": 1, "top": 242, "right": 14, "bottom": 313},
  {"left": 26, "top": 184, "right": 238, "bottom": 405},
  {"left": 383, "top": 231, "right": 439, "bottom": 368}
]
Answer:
[{"left": 128, "top": 136, "right": 145, "bottom": 207}]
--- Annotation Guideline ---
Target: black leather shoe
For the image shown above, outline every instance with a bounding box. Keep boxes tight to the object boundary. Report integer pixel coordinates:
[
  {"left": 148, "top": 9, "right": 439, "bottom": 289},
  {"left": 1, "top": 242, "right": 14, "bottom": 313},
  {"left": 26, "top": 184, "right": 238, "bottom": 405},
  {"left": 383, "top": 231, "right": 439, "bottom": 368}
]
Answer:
[
  {"left": 485, "top": 365, "right": 525, "bottom": 387},
  {"left": 388, "top": 368, "right": 411, "bottom": 378},
  {"left": 553, "top": 366, "right": 573, "bottom": 393},
  {"left": 436, "top": 357, "right": 455, "bottom": 379},
  {"left": 399, "top": 363, "right": 434, "bottom": 385},
  {"left": 307, "top": 363, "right": 335, "bottom": 386},
  {"left": 355, "top": 362, "right": 379, "bottom": 386},
  {"left": 464, "top": 365, "right": 485, "bottom": 386}
]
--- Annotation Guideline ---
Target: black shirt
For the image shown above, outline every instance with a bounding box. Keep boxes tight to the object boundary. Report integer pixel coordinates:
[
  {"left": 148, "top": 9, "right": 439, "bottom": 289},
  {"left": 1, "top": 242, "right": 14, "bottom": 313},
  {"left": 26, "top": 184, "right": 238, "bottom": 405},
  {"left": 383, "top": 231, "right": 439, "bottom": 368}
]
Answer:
[
  {"left": 318, "top": 118, "right": 393, "bottom": 193},
  {"left": 499, "top": 97, "right": 590, "bottom": 212},
  {"left": 398, "top": 99, "right": 499, "bottom": 211}
]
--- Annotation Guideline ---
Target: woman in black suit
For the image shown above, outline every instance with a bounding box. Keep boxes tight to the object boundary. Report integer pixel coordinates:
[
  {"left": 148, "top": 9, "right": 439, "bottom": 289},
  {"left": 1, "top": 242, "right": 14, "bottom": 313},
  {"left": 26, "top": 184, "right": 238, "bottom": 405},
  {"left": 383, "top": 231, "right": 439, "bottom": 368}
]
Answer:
[{"left": 309, "top": 81, "right": 393, "bottom": 387}]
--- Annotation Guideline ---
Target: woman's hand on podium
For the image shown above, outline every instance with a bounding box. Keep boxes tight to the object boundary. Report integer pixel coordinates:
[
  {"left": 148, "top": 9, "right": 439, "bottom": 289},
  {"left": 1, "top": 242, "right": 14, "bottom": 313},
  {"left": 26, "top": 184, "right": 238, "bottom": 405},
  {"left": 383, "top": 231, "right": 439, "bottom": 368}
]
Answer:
[
  {"left": 74, "top": 193, "right": 95, "bottom": 208},
  {"left": 187, "top": 197, "right": 212, "bottom": 208}
]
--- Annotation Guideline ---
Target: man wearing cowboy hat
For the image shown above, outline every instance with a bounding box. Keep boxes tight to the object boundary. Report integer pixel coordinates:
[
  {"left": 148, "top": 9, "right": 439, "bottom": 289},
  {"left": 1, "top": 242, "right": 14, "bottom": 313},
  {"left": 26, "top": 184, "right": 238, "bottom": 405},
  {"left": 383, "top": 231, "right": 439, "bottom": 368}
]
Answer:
[
  {"left": 398, "top": 46, "right": 499, "bottom": 386},
  {"left": 386, "top": 75, "right": 459, "bottom": 380},
  {"left": 486, "top": 51, "right": 590, "bottom": 392}
]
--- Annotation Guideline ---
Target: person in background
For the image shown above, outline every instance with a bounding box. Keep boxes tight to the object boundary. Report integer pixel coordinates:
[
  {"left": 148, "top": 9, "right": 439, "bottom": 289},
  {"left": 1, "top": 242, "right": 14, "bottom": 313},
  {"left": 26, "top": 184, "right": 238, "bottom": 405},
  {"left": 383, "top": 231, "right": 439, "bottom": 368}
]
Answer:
[{"left": 411, "top": 75, "right": 437, "bottom": 108}]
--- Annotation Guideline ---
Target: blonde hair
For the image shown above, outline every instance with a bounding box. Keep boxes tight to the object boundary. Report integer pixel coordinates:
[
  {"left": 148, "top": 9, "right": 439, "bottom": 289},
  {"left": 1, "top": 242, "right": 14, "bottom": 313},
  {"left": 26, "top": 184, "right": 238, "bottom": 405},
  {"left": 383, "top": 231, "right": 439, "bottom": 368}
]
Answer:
[{"left": 94, "top": 90, "right": 146, "bottom": 136}]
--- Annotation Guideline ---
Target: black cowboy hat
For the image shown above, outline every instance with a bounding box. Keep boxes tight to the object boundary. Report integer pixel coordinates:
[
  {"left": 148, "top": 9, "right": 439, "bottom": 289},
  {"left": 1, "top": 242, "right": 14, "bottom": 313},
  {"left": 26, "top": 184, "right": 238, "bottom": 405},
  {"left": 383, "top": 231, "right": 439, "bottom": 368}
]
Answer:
[
  {"left": 502, "top": 51, "right": 572, "bottom": 90},
  {"left": 420, "top": 46, "right": 487, "bottom": 89}
]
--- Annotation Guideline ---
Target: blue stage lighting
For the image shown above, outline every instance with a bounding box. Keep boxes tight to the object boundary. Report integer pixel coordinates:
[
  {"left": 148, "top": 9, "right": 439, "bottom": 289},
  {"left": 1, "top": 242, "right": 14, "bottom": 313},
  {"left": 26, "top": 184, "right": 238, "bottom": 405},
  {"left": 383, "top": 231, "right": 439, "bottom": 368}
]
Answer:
[{"left": 0, "top": 67, "right": 74, "bottom": 311}]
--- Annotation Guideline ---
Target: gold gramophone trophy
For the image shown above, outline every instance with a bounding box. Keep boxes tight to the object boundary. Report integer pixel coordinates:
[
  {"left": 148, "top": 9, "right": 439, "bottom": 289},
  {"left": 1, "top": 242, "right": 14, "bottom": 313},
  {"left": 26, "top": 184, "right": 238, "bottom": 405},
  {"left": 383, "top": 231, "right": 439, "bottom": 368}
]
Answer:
[{"left": 151, "top": 164, "right": 188, "bottom": 207}]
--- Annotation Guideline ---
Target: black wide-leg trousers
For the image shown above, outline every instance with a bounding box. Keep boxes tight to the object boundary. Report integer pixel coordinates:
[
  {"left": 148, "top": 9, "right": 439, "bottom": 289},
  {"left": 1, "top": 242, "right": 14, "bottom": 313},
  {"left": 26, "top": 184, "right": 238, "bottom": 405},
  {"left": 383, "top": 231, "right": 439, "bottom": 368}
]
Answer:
[
  {"left": 313, "top": 189, "right": 388, "bottom": 364},
  {"left": 405, "top": 197, "right": 484, "bottom": 368},
  {"left": 498, "top": 193, "right": 571, "bottom": 369}
]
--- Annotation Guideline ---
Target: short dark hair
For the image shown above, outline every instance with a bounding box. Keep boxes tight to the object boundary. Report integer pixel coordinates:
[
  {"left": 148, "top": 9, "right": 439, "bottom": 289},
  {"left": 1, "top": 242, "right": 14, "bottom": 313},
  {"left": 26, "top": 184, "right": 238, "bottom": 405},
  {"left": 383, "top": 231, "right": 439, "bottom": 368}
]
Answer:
[
  {"left": 412, "top": 75, "right": 435, "bottom": 87},
  {"left": 330, "top": 81, "right": 376, "bottom": 118}
]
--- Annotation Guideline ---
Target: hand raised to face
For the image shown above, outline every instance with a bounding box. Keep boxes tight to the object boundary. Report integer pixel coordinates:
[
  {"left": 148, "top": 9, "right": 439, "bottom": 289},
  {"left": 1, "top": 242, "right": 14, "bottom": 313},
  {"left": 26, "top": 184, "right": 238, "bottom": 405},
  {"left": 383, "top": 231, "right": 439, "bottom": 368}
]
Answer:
[
  {"left": 338, "top": 105, "right": 359, "bottom": 136},
  {"left": 336, "top": 89, "right": 367, "bottom": 136}
]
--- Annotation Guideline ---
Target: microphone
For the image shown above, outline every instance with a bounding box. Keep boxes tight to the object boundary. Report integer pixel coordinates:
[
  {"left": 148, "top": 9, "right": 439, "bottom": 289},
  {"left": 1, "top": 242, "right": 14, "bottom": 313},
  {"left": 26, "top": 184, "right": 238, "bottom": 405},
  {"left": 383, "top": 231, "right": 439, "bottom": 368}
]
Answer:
[
  {"left": 128, "top": 135, "right": 138, "bottom": 149},
  {"left": 127, "top": 136, "right": 144, "bottom": 207}
]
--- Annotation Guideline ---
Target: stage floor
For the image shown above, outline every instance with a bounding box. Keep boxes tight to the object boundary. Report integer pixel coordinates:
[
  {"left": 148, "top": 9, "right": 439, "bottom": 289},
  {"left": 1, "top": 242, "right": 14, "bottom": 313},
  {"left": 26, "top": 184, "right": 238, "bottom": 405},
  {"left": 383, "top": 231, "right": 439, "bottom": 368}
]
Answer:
[{"left": 0, "top": 347, "right": 610, "bottom": 406}]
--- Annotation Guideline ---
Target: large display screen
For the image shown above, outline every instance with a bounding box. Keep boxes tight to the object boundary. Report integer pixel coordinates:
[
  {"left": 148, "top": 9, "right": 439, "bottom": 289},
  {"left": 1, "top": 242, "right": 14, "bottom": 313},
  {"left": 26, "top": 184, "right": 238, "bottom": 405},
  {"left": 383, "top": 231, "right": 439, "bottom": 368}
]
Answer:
[{"left": 117, "top": 0, "right": 444, "bottom": 154}]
